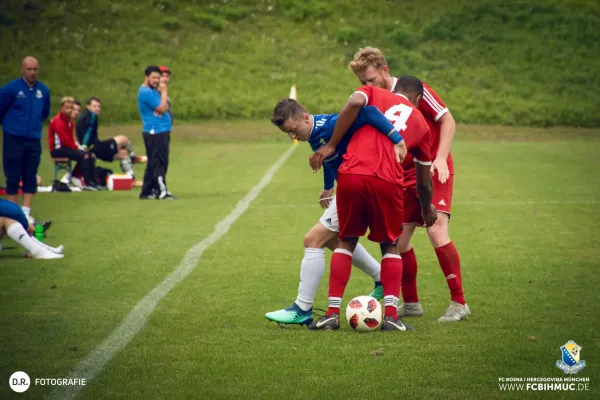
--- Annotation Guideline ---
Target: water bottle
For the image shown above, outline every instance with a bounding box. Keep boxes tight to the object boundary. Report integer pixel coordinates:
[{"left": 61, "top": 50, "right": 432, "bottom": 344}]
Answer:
[{"left": 34, "top": 224, "right": 45, "bottom": 243}]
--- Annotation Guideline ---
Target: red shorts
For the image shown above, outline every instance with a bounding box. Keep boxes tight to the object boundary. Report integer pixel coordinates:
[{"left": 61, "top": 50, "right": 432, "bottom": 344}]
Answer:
[
  {"left": 433, "top": 173, "right": 453, "bottom": 214},
  {"left": 336, "top": 173, "right": 403, "bottom": 243},
  {"left": 403, "top": 173, "right": 454, "bottom": 225}
]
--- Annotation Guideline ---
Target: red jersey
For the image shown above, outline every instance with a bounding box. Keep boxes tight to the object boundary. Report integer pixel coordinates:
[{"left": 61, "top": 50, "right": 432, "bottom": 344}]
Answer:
[
  {"left": 391, "top": 77, "right": 454, "bottom": 175},
  {"left": 48, "top": 112, "right": 78, "bottom": 151},
  {"left": 339, "top": 86, "right": 432, "bottom": 185}
]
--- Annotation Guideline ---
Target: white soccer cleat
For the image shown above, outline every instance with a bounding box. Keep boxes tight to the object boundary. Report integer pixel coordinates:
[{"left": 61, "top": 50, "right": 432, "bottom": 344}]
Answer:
[
  {"left": 33, "top": 249, "right": 64, "bottom": 259},
  {"left": 71, "top": 176, "right": 83, "bottom": 189},
  {"left": 397, "top": 302, "right": 424, "bottom": 317},
  {"left": 60, "top": 173, "right": 71, "bottom": 184},
  {"left": 54, "top": 245, "right": 64, "bottom": 254},
  {"left": 438, "top": 301, "right": 470, "bottom": 322}
]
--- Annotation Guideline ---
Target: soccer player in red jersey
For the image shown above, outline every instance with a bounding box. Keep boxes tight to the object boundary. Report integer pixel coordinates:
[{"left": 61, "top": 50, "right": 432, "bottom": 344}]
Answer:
[
  {"left": 308, "top": 77, "right": 436, "bottom": 331},
  {"left": 348, "top": 47, "right": 470, "bottom": 322}
]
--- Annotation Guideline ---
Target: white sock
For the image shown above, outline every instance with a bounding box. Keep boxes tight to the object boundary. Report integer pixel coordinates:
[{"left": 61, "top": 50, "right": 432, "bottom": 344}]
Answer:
[
  {"left": 158, "top": 176, "right": 167, "bottom": 198},
  {"left": 352, "top": 243, "right": 381, "bottom": 282},
  {"left": 22, "top": 206, "right": 31, "bottom": 218},
  {"left": 31, "top": 236, "right": 62, "bottom": 253},
  {"left": 295, "top": 248, "right": 326, "bottom": 311},
  {"left": 7, "top": 224, "right": 44, "bottom": 256}
]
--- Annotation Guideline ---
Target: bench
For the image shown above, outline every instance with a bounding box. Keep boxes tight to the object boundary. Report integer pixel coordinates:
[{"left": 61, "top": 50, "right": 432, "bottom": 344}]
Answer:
[{"left": 51, "top": 157, "right": 72, "bottom": 183}]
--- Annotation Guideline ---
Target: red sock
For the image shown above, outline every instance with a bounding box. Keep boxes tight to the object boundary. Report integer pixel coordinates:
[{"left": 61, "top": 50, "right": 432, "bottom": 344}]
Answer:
[
  {"left": 400, "top": 248, "right": 419, "bottom": 303},
  {"left": 327, "top": 249, "right": 352, "bottom": 316},
  {"left": 435, "top": 242, "right": 465, "bottom": 305},
  {"left": 380, "top": 254, "right": 403, "bottom": 318}
]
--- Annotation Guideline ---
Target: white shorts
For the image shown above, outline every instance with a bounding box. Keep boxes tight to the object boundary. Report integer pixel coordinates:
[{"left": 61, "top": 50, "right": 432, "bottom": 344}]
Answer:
[{"left": 319, "top": 196, "right": 339, "bottom": 232}]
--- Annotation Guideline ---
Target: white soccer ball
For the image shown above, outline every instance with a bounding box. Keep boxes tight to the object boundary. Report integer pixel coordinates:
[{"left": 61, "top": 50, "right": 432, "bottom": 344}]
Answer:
[{"left": 345, "top": 295, "right": 382, "bottom": 332}]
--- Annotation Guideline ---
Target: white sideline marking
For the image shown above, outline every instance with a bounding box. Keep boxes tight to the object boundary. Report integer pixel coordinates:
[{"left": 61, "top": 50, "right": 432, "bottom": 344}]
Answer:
[{"left": 47, "top": 144, "right": 297, "bottom": 400}]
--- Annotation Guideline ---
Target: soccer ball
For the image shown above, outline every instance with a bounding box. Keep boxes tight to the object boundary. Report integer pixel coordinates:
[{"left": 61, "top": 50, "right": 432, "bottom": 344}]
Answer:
[{"left": 345, "top": 295, "right": 382, "bottom": 332}]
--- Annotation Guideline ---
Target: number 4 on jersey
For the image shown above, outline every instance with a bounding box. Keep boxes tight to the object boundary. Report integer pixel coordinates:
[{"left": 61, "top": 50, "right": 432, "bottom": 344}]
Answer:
[{"left": 385, "top": 103, "right": 413, "bottom": 132}]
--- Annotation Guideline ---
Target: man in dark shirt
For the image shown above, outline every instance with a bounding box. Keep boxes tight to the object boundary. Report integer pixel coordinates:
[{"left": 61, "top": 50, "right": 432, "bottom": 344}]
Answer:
[{"left": 76, "top": 96, "right": 146, "bottom": 185}]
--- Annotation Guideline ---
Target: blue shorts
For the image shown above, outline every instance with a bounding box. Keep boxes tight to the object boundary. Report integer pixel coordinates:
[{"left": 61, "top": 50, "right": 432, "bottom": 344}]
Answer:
[{"left": 2, "top": 132, "right": 41, "bottom": 195}]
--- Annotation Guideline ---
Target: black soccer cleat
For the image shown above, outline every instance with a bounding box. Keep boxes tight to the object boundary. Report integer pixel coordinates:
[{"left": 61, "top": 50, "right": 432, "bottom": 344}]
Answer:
[
  {"left": 381, "top": 316, "right": 415, "bottom": 331},
  {"left": 41, "top": 220, "right": 52, "bottom": 232},
  {"left": 307, "top": 313, "right": 340, "bottom": 331}
]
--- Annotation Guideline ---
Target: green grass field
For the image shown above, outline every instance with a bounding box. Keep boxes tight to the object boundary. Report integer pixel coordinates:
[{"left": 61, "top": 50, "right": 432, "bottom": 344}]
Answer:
[
  {"left": 1, "top": 122, "right": 599, "bottom": 399},
  {"left": 2, "top": 0, "right": 599, "bottom": 126}
]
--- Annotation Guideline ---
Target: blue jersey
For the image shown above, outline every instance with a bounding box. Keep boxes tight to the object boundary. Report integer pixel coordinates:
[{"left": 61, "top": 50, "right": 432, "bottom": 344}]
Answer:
[
  {"left": 137, "top": 85, "right": 172, "bottom": 134},
  {"left": 0, "top": 199, "right": 29, "bottom": 229},
  {"left": 308, "top": 106, "right": 399, "bottom": 190},
  {"left": 0, "top": 78, "right": 51, "bottom": 139}
]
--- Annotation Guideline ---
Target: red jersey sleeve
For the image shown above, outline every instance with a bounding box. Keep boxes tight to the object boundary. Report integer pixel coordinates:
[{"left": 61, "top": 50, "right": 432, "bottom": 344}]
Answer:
[
  {"left": 419, "top": 82, "right": 448, "bottom": 123},
  {"left": 48, "top": 117, "right": 56, "bottom": 152},
  {"left": 352, "top": 85, "right": 372, "bottom": 106}
]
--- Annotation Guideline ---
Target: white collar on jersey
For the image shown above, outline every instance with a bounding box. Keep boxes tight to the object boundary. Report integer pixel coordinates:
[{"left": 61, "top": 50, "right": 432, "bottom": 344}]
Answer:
[
  {"left": 390, "top": 77, "right": 409, "bottom": 101},
  {"left": 390, "top": 77, "right": 397, "bottom": 92},
  {"left": 308, "top": 114, "right": 315, "bottom": 138}
]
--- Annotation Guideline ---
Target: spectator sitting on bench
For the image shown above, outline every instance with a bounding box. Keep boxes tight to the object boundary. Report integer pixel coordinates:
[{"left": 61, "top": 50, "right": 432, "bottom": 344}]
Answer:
[
  {"left": 48, "top": 96, "right": 101, "bottom": 191},
  {"left": 72, "top": 99, "right": 82, "bottom": 120},
  {"left": 76, "top": 97, "right": 146, "bottom": 186}
]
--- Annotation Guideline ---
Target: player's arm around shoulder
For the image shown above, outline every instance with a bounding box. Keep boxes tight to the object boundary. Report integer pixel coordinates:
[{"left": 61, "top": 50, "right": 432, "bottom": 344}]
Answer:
[
  {"left": 309, "top": 90, "right": 366, "bottom": 171},
  {"left": 319, "top": 165, "right": 336, "bottom": 209},
  {"left": 413, "top": 121, "right": 436, "bottom": 227}
]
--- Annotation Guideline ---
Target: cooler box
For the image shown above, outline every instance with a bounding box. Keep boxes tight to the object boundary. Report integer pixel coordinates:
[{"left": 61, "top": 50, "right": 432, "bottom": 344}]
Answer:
[{"left": 107, "top": 174, "right": 134, "bottom": 191}]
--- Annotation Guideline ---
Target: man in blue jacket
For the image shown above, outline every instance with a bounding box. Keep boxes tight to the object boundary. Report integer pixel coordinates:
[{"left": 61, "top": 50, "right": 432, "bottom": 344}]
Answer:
[{"left": 0, "top": 57, "right": 51, "bottom": 223}]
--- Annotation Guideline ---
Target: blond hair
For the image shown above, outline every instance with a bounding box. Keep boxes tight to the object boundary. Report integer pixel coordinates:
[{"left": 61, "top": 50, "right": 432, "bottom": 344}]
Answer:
[
  {"left": 60, "top": 96, "right": 75, "bottom": 106},
  {"left": 348, "top": 47, "right": 387, "bottom": 74}
]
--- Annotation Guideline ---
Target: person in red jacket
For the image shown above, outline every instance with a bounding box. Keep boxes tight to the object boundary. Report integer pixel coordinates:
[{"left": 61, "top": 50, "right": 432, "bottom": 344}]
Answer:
[{"left": 48, "top": 97, "right": 100, "bottom": 190}]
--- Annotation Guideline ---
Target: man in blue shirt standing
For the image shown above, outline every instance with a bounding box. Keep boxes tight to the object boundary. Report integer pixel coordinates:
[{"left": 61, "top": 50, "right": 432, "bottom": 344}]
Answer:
[
  {"left": 0, "top": 57, "right": 51, "bottom": 222},
  {"left": 137, "top": 65, "right": 175, "bottom": 200}
]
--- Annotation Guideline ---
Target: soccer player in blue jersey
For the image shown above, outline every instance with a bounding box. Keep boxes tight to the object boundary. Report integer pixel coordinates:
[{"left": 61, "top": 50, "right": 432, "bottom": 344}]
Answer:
[
  {"left": 265, "top": 99, "right": 406, "bottom": 326},
  {"left": 0, "top": 199, "right": 63, "bottom": 259}
]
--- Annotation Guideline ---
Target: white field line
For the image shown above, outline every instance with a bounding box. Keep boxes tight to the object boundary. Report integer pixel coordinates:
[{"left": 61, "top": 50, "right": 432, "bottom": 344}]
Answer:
[{"left": 46, "top": 144, "right": 297, "bottom": 400}]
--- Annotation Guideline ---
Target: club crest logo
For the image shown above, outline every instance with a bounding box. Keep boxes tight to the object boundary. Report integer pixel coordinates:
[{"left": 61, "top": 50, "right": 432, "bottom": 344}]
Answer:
[
  {"left": 556, "top": 341, "right": 586, "bottom": 374},
  {"left": 36, "top": 89, "right": 42, "bottom": 99}
]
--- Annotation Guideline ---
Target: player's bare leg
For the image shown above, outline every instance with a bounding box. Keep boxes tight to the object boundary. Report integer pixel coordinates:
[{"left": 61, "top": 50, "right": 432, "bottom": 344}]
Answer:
[
  {"left": 427, "top": 212, "right": 470, "bottom": 322},
  {"left": 113, "top": 135, "right": 147, "bottom": 164},
  {"left": 396, "top": 223, "right": 424, "bottom": 317}
]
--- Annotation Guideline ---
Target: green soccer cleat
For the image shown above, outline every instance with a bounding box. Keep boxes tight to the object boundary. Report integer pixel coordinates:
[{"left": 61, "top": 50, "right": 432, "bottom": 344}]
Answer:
[
  {"left": 369, "top": 284, "right": 384, "bottom": 301},
  {"left": 265, "top": 304, "right": 313, "bottom": 326}
]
